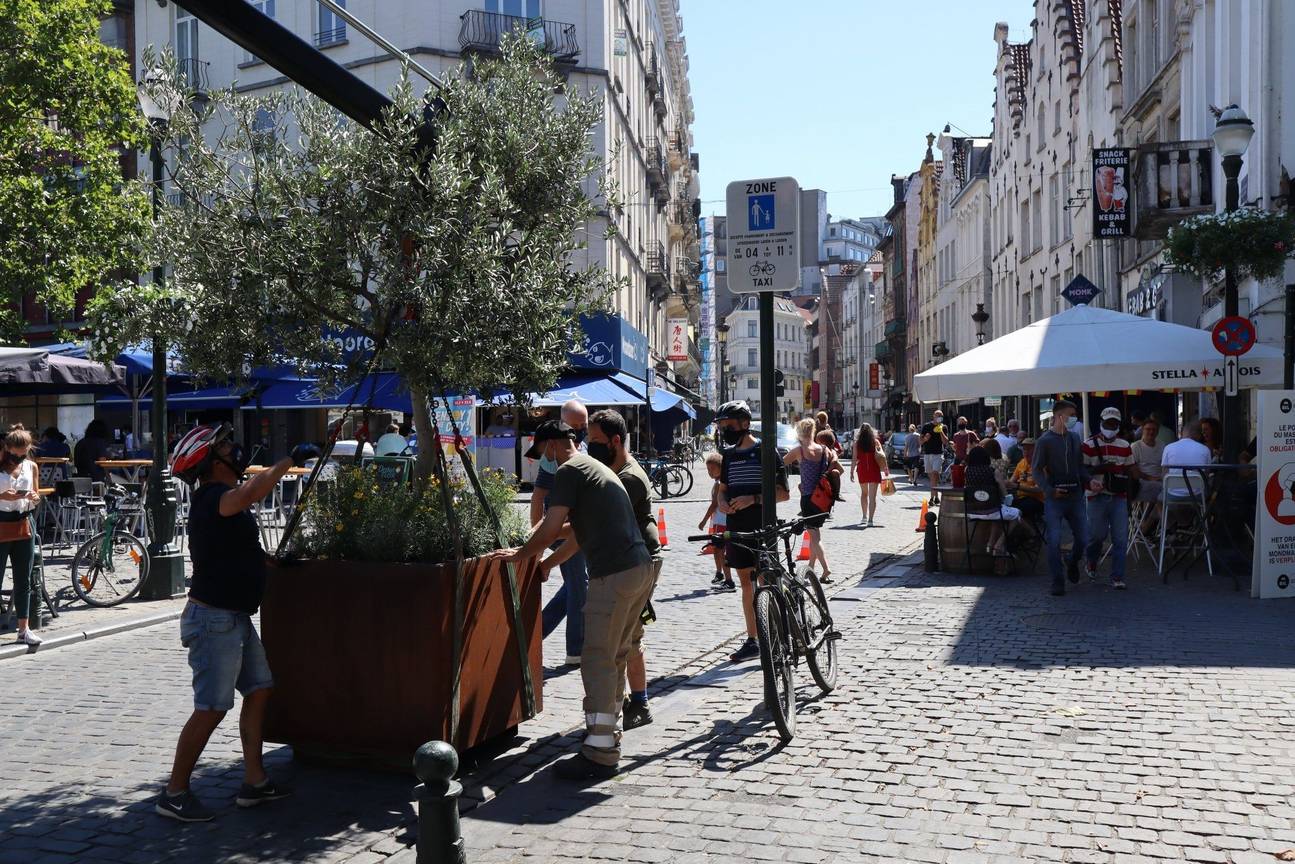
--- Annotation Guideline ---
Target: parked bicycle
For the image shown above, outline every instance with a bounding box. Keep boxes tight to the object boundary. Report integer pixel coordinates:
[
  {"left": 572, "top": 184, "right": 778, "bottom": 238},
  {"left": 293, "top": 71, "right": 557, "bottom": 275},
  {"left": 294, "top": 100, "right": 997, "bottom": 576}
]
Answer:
[
  {"left": 69, "top": 484, "right": 150, "bottom": 607},
  {"left": 640, "top": 455, "right": 694, "bottom": 499},
  {"left": 689, "top": 515, "right": 839, "bottom": 741}
]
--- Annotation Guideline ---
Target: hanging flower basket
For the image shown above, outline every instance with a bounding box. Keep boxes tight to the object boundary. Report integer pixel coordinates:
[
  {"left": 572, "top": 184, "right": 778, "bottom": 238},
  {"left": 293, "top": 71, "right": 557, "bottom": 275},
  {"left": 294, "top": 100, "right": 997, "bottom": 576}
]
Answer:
[{"left": 1164, "top": 209, "right": 1295, "bottom": 283}]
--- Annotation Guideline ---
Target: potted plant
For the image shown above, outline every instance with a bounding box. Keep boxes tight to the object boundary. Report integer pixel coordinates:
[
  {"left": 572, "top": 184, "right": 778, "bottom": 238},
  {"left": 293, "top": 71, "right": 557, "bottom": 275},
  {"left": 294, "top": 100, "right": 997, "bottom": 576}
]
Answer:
[
  {"left": 91, "top": 38, "right": 619, "bottom": 760},
  {"left": 1164, "top": 208, "right": 1295, "bottom": 283}
]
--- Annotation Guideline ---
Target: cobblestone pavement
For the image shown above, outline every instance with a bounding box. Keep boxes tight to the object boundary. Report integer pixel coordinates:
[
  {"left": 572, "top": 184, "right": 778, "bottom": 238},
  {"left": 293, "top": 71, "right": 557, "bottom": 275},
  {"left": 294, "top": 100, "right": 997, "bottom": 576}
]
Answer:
[
  {"left": 457, "top": 544, "right": 1295, "bottom": 864},
  {"left": 0, "top": 466, "right": 924, "bottom": 863}
]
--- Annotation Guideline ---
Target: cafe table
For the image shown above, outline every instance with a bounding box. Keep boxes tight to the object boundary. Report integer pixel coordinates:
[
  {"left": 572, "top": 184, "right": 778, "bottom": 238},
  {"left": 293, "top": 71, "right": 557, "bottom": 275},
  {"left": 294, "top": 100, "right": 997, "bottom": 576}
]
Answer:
[
  {"left": 95, "top": 459, "right": 154, "bottom": 485},
  {"left": 244, "top": 465, "right": 312, "bottom": 476},
  {"left": 1160, "top": 463, "right": 1252, "bottom": 589}
]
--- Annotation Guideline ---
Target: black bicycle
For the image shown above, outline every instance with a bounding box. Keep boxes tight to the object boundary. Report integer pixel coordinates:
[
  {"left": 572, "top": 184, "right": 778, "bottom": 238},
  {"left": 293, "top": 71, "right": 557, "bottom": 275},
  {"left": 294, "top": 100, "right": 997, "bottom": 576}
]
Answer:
[{"left": 689, "top": 516, "right": 839, "bottom": 741}]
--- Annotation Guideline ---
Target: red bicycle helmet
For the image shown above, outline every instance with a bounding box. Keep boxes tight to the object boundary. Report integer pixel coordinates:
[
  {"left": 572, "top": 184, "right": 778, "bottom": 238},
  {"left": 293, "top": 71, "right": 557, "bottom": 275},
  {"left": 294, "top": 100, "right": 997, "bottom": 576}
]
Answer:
[{"left": 171, "top": 423, "right": 232, "bottom": 485}]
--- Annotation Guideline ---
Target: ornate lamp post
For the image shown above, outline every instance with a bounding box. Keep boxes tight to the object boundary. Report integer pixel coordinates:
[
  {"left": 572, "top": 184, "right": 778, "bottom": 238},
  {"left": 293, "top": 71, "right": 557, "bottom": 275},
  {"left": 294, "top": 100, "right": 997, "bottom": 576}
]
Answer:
[
  {"left": 136, "top": 75, "right": 185, "bottom": 598},
  {"left": 972, "top": 302, "right": 990, "bottom": 346},
  {"left": 1212, "top": 104, "right": 1255, "bottom": 464}
]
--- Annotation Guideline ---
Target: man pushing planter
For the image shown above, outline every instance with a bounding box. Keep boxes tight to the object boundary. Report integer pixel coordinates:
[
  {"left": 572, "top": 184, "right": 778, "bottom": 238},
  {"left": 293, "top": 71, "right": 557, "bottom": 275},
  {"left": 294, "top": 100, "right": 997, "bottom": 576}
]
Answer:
[{"left": 504, "top": 420, "right": 654, "bottom": 781}]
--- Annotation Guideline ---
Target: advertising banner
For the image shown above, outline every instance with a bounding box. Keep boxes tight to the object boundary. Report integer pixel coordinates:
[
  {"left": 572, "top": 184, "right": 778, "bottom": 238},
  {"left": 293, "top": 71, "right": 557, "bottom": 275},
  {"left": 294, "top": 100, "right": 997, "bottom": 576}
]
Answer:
[
  {"left": 1092, "top": 148, "right": 1131, "bottom": 237},
  {"left": 1253, "top": 390, "right": 1295, "bottom": 598},
  {"left": 433, "top": 395, "right": 476, "bottom": 481},
  {"left": 667, "top": 318, "right": 688, "bottom": 362}
]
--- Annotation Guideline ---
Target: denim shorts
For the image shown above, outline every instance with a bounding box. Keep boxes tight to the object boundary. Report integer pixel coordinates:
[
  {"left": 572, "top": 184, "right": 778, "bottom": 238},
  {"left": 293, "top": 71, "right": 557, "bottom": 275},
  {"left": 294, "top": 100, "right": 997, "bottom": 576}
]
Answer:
[{"left": 180, "top": 601, "right": 273, "bottom": 712}]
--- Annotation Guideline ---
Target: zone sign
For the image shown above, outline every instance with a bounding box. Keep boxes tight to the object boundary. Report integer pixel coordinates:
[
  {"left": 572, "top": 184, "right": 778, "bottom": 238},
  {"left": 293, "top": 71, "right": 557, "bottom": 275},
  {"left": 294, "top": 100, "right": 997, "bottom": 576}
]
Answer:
[{"left": 725, "top": 177, "right": 801, "bottom": 293}]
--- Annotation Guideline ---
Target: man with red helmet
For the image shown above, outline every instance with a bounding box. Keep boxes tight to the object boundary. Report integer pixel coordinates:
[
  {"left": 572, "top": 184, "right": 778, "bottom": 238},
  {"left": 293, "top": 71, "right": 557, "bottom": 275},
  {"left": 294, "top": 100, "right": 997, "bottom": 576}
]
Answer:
[{"left": 157, "top": 424, "right": 316, "bottom": 822}]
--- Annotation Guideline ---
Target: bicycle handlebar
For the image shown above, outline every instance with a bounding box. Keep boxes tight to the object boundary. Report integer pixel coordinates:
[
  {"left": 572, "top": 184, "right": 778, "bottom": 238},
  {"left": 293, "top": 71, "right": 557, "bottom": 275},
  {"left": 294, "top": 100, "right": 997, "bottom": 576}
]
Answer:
[{"left": 687, "top": 514, "right": 828, "bottom": 546}]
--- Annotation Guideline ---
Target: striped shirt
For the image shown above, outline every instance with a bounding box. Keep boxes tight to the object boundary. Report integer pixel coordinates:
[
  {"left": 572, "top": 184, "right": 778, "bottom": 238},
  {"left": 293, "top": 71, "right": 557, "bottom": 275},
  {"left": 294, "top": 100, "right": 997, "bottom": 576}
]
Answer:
[{"left": 1081, "top": 435, "right": 1134, "bottom": 498}]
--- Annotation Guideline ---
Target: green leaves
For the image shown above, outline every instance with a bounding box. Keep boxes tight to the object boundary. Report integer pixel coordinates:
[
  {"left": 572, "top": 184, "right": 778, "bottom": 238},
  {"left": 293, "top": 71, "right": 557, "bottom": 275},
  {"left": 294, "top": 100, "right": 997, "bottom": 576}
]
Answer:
[{"left": 0, "top": 0, "right": 149, "bottom": 342}]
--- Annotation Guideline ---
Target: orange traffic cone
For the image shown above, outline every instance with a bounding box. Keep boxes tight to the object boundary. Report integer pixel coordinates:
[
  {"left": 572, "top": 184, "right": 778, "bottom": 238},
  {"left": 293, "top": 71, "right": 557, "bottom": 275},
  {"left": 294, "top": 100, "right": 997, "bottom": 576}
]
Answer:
[
  {"left": 658, "top": 507, "right": 670, "bottom": 550},
  {"left": 915, "top": 498, "right": 929, "bottom": 533},
  {"left": 797, "top": 530, "right": 812, "bottom": 561}
]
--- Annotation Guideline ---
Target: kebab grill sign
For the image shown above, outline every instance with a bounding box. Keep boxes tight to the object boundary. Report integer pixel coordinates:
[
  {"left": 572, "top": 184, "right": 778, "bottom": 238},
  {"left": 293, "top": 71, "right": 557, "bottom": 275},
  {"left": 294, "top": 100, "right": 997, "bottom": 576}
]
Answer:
[{"left": 1092, "top": 148, "right": 1132, "bottom": 238}]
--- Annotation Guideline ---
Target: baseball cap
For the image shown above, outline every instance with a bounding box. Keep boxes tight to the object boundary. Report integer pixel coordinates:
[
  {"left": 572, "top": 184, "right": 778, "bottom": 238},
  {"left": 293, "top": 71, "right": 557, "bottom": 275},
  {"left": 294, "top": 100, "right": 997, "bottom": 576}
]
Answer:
[
  {"left": 524, "top": 420, "right": 575, "bottom": 460},
  {"left": 1100, "top": 407, "right": 1122, "bottom": 422}
]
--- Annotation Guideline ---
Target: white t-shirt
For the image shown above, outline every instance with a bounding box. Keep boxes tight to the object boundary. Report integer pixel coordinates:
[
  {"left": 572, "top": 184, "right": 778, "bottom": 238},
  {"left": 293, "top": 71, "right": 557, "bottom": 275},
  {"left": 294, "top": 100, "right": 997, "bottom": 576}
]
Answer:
[
  {"left": 0, "top": 460, "right": 38, "bottom": 513},
  {"left": 1131, "top": 439, "right": 1165, "bottom": 478},
  {"left": 994, "top": 432, "right": 1016, "bottom": 454},
  {"left": 1161, "top": 438, "right": 1212, "bottom": 496}
]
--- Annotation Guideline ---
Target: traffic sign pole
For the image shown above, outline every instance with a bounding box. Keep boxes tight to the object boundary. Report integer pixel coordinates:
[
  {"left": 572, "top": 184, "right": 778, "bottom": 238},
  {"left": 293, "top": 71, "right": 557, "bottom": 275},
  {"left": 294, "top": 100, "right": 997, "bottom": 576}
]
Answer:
[{"left": 759, "top": 292, "right": 777, "bottom": 530}]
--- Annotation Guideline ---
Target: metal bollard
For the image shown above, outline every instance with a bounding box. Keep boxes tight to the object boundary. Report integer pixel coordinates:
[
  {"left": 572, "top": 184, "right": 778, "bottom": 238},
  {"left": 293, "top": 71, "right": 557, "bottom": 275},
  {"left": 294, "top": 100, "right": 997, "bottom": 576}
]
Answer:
[
  {"left": 414, "top": 740, "right": 466, "bottom": 864},
  {"left": 924, "top": 510, "right": 940, "bottom": 572}
]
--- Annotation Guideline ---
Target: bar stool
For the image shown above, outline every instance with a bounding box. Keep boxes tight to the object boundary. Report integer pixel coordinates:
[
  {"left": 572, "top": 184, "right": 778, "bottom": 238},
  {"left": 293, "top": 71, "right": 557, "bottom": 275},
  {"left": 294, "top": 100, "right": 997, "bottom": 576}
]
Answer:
[{"left": 1157, "top": 470, "right": 1212, "bottom": 580}]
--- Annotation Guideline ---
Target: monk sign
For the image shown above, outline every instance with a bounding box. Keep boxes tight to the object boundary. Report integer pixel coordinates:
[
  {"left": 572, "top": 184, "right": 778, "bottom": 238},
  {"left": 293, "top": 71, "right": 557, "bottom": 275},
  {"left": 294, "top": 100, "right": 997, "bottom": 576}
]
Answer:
[{"left": 726, "top": 177, "right": 801, "bottom": 293}]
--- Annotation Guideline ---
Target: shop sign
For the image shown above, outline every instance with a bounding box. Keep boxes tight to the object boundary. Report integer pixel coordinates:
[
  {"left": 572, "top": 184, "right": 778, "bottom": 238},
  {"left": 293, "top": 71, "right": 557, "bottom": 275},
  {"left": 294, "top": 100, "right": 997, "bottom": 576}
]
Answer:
[
  {"left": 984, "top": 395, "right": 1002, "bottom": 407},
  {"left": 667, "top": 318, "right": 688, "bottom": 361},
  {"left": 433, "top": 396, "right": 476, "bottom": 480},
  {"left": 1092, "top": 147, "right": 1131, "bottom": 237},
  {"left": 868, "top": 362, "right": 879, "bottom": 390},
  {"left": 1253, "top": 390, "right": 1295, "bottom": 598},
  {"left": 1126, "top": 271, "right": 1165, "bottom": 316},
  {"left": 613, "top": 29, "right": 628, "bottom": 56}
]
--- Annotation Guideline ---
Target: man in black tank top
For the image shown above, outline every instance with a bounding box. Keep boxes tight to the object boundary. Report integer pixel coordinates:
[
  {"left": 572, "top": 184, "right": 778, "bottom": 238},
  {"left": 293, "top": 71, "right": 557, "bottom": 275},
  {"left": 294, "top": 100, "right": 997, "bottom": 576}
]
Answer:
[{"left": 156, "top": 424, "right": 315, "bottom": 823}]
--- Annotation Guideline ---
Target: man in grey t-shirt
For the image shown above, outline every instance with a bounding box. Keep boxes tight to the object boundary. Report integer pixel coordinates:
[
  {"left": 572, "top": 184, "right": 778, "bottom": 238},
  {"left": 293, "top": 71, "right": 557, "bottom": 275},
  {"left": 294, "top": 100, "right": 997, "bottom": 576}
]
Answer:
[{"left": 506, "top": 421, "right": 652, "bottom": 782}]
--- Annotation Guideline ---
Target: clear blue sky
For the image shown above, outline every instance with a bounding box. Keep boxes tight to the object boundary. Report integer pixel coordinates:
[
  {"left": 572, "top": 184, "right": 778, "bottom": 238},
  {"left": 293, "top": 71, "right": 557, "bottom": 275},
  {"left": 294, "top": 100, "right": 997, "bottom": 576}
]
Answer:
[{"left": 681, "top": 1, "right": 1035, "bottom": 220}]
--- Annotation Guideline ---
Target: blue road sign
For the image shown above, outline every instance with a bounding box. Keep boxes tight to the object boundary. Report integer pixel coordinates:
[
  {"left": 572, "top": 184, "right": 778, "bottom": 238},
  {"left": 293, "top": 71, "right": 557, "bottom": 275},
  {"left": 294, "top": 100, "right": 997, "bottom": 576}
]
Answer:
[{"left": 748, "top": 194, "right": 775, "bottom": 231}]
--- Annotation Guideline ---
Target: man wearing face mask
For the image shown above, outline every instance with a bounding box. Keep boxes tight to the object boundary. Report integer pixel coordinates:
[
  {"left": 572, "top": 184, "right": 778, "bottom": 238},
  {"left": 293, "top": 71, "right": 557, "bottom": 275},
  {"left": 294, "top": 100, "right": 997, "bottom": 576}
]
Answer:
[
  {"left": 157, "top": 424, "right": 317, "bottom": 822},
  {"left": 1082, "top": 407, "right": 1135, "bottom": 589},
  {"left": 539, "top": 410, "right": 661, "bottom": 730},
  {"left": 715, "top": 401, "right": 790, "bottom": 662},
  {"left": 506, "top": 420, "right": 652, "bottom": 781},
  {"left": 1031, "top": 400, "right": 1091, "bottom": 596},
  {"left": 531, "top": 400, "right": 589, "bottom": 666}
]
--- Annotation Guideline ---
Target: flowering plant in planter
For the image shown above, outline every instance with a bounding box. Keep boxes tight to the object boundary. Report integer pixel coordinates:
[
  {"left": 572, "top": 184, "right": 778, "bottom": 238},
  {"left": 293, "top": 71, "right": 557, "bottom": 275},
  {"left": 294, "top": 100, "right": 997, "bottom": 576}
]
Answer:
[
  {"left": 1164, "top": 208, "right": 1295, "bottom": 283},
  {"left": 291, "top": 465, "right": 526, "bottom": 564}
]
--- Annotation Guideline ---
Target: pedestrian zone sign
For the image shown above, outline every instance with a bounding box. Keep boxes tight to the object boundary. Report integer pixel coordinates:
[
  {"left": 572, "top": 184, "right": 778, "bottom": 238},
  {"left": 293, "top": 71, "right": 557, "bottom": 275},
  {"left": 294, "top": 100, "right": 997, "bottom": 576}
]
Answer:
[{"left": 726, "top": 177, "right": 801, "bottom": 293}]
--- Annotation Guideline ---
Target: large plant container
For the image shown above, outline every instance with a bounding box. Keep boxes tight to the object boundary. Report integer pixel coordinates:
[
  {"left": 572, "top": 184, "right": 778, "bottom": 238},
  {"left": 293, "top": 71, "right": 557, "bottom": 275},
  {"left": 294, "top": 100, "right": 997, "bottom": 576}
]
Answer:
[{"left": 260, "top": 554, "right": 542, "bottom": 763}]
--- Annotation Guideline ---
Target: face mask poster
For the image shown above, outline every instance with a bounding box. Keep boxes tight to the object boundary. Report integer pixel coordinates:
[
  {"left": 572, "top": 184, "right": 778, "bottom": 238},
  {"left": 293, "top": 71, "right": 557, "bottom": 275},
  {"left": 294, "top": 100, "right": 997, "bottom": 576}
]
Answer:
[{"left": 1254, "top": 391, "right": 1295, "bottom": 598}]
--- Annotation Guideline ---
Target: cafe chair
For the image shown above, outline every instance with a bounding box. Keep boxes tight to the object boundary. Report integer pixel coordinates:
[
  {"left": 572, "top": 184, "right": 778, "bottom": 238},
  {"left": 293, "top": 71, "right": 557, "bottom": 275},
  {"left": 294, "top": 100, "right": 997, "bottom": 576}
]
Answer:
[
  {"left": 1157, "top": 469, "right": 1213, "bottom": 581},
  {"left": 964, "top": 488, "right": 1022, "bottom": 575}
]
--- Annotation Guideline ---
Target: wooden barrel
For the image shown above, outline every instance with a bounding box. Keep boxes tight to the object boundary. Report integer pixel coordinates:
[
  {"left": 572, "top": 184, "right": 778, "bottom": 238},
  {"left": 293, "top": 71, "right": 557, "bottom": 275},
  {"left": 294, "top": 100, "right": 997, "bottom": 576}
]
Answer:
[{"left": 935, "top": 489, "right": 995, "bottom": 574}]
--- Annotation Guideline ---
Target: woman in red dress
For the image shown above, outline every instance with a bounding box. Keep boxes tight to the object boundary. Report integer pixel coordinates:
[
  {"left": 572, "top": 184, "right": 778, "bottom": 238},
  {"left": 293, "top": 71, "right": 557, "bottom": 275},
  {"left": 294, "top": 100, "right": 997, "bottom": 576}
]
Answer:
[{"left": 853, "top": 423, "right": 887, "bottom": 527}]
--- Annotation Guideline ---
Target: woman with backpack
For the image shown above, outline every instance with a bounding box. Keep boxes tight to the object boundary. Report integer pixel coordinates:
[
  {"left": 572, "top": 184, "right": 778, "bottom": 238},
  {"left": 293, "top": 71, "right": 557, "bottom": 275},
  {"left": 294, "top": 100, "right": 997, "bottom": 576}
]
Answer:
[
  {"left": 784, "top": 418, "right": 842, "bottom": 582},
  {"left": 853, "top": 422, "right": 888, "bottom": 528}
]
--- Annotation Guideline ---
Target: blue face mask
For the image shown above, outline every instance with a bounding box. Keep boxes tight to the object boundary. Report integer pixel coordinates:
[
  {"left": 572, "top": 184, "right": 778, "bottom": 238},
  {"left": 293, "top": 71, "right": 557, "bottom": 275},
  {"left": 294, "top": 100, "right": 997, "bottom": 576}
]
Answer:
[{"left": 539, "top": 454, "right": 557, "bottom": 473}]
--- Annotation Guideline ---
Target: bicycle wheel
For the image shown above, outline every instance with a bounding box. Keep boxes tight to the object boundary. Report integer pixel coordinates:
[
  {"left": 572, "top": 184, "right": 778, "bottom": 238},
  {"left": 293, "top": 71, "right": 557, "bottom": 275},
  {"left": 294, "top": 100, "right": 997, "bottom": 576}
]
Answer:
[
  {"left": 754, "top": 588, "right": 796, "bottom": 742},
  {"left": 667, "top": 464, "right": 694, "bottom": 498},
  {"left": 799, "top": 567, "right": 838, "bottom": 694},
  {"left": 71, "top": 530, "right": 149, "bottom": 607},
  {"left": 652, "top": 467, "right": 672, "bottom": 500}
]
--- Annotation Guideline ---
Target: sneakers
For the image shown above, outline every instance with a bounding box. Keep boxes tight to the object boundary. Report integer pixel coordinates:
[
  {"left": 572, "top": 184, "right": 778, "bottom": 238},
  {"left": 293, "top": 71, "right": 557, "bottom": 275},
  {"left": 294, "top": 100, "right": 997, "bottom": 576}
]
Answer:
[
  {"left": 563, "top": 655, "right": 582, "bottom": 666},
  {"left": 15, "top": 629, "right": 42, "bottom": 647},
  {"left": 1066, "top": 560, "right": 1081, "bottom": 584},
  {"left": 552, "top": 753, "right": 618, "bottom": 782},
  {"left": 730, "top": 637, "right": 760, "bottom": 663},
  {"left": 711, "top": 571, "right": 726, "bottom": 587},
  {"left": 1085, "top": 561, "right": 1099, "bottom": 583},
  {"left": 713, "top": 578, "right": 737, "bottom": 593},
  {"left": 622, "top": 698, "right": 653, "bottom": 730},
  {"left": 155, "top": 790, "right": 215, "bottom": 823},
  {"left": 235, "top": 778, "right": 292, "bottom": 808},
  {"left": 867, "top": 518, "right": 875, "bottom": 528},
  {"left": 1111, "top": 578, "right": 1127, "bottom": 590}
]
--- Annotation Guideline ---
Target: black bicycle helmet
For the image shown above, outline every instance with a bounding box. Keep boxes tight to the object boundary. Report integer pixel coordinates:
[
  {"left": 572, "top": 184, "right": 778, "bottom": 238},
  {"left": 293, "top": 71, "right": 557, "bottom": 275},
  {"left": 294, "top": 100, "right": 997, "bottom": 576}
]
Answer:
[{"left": 715, "top": 400, "right": 752, "bottom": 421}]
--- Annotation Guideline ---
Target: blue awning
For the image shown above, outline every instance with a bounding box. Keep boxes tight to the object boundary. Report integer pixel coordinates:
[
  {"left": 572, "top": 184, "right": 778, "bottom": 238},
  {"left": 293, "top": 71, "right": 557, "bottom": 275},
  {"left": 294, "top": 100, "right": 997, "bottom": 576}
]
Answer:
[
  {"left": 249, "top": 373, "right": 412, "bottom": 413},
  {"left": 610, "top": 372, "right": 695, "bottom": 418},
  {"left": 45, "top": 341, "right": 183, "bottom": 378},
  {"left": 530, "top": 374, "right": 643, "bottom": 407},
  {"left": 98, "top": 384, "right": 250, "bottom": 410}
]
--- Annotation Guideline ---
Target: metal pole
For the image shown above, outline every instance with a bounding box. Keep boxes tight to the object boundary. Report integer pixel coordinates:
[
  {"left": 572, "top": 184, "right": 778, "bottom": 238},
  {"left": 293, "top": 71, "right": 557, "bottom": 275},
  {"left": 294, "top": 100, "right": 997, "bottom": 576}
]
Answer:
[
  {"left": 759, "top": 293, "right": 777, "bottom": 529},
  {"left": 413, "top": 741, "right": 466, "bottom": 864},
  {"left": 315, "top": 0, "right": 443, "bottom": 89},
  {"left": 1221, "top": 153, "right": 1243, "bottom": 465},
  {"left": 141, "top": 138, "right": 184, "bottom": 599},
  {"left": 1285, "top": 283, "right": 1295, "bottom": 390}
]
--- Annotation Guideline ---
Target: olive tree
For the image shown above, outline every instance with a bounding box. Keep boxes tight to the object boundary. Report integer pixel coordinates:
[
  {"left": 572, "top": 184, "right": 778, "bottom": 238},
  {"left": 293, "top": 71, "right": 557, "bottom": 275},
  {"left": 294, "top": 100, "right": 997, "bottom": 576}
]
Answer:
[{"left": 90, "top": 37, "right": 616, "bottom": 481}]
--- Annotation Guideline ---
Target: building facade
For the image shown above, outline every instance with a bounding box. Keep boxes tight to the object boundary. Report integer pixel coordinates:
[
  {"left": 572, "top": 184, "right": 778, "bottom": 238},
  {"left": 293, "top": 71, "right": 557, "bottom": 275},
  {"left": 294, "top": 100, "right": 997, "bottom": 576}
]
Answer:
[
  {"left": 724, "top": 295, "right": 808, "bottom": 422},
  {"left": 133, "top": 0, "right": 700, "bottom": 383}
]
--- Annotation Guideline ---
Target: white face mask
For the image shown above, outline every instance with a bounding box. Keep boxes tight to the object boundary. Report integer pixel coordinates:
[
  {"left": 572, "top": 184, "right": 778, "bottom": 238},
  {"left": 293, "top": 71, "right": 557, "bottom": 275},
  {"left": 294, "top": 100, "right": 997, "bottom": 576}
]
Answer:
[{"left": 1100, "top": 427, "right": 1118, "bottom": 440}]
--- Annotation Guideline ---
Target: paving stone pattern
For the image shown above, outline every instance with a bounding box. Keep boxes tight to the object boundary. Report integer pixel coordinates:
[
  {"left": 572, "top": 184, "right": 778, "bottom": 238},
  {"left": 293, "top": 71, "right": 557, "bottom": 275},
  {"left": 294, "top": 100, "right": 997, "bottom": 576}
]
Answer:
[{"left": 0, "top": 468, "right": 923, "bottom": 864}]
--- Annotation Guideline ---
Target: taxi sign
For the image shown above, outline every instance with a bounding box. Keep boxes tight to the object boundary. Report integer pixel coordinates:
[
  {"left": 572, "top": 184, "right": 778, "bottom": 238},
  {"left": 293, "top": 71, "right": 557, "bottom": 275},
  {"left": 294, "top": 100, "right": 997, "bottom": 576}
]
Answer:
[{"left": 725, "top": 177, "right": 801, "bottom": 293}]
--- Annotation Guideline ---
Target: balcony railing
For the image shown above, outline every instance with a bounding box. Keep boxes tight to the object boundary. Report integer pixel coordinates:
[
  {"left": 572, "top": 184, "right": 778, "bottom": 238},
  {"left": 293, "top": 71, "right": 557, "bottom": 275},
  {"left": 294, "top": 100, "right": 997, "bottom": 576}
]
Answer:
[
  {"left": 646, "top": 241, "right": 669, "bottom": 296},
  {"left": 1132, "top": 140, "right": 1214, "bottom": 239},
  {"left": 458, "top": 10, "right": 580, "bottom": 63},
  {"left": 314, "top": 26, "right": 347, "bottom": 48},
  {"left": 884, "top": 318, "right": 907, "bottom": 339},
  {"left": 176, "top": 57, "right": 210, "bottom": 97},
  {"left": 645, "top": 42, "right": 661, "bottom": 95}
]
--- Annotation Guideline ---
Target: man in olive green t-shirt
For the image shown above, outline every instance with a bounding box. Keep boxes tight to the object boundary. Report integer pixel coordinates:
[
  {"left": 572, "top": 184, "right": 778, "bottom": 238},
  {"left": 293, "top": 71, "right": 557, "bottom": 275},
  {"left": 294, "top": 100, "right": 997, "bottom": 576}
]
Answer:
[{"left": 506, "top": 420, "right": 653, "bottom": 781}]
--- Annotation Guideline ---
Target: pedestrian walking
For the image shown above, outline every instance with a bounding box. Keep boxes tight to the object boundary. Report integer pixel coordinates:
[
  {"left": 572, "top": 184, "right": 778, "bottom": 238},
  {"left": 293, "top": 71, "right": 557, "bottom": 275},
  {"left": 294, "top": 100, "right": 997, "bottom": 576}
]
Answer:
[
  {"left": 698, "top": 451, "right": 734, "bottom": 591},
  {"left": 785, "top": 419, "right": 842, "bottom": 582},
  {"left": 853, "top": 422, "right": 886, "bottom": 527},
  {"left": 532, "top": 399, "right": 589, "bottom": 666},
  {"left": 1082, "top": 408, "right": 1135, "bottom": 589},
  {"left": 538, "top": 411, "right": 663, "bottom": 731},
  {"left": 714, "top": 401, "right": 789, "bottom": 663},
  {"left": 1, "top": 425, "right": 42, "bottom": 647},
  {"left": 903, "top": 424, "right": 921, "bottom": 484},
  {"left": 919, "top": 410, "right": 948, "bottom": 504},
  {"left": 506, "top": 420, "right": 652, "bottom": 781},
  {"left": 952, "top": 417, "right": 980, "bottom": 464},
  {"left": 1031, "top": 400, "right": 1090, "bottom": 596},
  {"left": 156, "top": 423, "right": 315, "bottom": 822}
]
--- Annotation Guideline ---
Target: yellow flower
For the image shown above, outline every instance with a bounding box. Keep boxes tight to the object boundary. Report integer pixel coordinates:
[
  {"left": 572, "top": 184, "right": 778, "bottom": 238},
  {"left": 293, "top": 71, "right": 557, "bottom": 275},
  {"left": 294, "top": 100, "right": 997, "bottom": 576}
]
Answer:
[
  {"left": 353, "top": 490, "right": 364, "bottom": 499},
  {"left": 334, "top": 522, "right": 344, "bottom": 532}
]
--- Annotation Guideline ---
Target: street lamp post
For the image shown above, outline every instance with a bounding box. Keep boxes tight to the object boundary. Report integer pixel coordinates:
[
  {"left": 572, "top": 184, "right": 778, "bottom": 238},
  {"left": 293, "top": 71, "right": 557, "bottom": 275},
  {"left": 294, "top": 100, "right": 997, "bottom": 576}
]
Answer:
[
  {"left": 1212, "top": 104, "right": 1255, "bottom": 465},
  {"left": 972, "top": 302, "right": 989, "bottom": 346},
  {"left": 851, "top": 382, "right": 859, "bottom": 429},
  {"left": 137, "top": 77, "right": 184, "bottom": 599},
  {"left": 715, "top": 322, "right": 729, "bottom": 404}
]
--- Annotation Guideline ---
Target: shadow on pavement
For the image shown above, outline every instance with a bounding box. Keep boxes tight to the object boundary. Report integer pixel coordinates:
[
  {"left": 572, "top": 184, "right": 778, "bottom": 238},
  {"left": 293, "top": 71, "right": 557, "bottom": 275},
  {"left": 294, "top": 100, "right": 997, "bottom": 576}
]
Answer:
[{"left": 0, "top": 746, "right": 414, "bottom": 864}]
